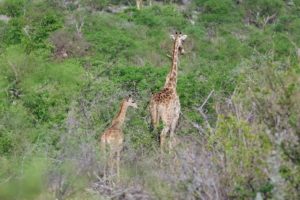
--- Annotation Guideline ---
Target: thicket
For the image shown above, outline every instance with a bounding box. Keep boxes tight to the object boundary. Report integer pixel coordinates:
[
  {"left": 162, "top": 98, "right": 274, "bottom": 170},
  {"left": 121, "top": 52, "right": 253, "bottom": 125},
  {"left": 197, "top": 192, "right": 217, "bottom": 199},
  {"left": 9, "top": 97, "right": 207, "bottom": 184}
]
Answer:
[{"left": 0, "top": 0, "right": 299, "bottom": 199}]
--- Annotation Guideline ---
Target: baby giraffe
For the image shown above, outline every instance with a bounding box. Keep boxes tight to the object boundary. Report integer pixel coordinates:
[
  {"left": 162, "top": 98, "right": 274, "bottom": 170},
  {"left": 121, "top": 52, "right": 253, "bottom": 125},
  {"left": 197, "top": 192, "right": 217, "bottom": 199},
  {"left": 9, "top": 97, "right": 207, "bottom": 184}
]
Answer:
[{"left": 100, "top": 95, "right": 139, "bottom": 181}]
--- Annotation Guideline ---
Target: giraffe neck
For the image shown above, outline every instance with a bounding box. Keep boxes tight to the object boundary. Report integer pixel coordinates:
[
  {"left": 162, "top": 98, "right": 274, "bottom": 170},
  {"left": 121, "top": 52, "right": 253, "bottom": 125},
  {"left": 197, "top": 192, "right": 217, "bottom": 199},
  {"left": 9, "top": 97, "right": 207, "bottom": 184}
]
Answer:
[
  {"left": 111, "top": 99, "right": 128, "bottom": 127},
  {"left": 164, "top": 39, "right": 179, "bottom": 90}
]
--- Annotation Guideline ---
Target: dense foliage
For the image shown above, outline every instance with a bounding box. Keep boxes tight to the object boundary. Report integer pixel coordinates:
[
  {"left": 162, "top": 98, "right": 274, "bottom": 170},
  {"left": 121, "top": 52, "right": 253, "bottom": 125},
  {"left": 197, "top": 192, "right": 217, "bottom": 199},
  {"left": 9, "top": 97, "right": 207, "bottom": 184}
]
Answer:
[{"left": 0, "top": 0, "right": 299, "bottom": 199}]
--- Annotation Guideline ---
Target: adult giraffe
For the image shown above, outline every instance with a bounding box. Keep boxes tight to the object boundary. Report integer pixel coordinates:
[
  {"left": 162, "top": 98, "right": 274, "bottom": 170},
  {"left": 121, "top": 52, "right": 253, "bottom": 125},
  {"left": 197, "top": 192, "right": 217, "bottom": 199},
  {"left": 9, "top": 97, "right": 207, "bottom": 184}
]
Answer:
[{"left": 150, "top": 32, "right": 187, "bottom": 152}]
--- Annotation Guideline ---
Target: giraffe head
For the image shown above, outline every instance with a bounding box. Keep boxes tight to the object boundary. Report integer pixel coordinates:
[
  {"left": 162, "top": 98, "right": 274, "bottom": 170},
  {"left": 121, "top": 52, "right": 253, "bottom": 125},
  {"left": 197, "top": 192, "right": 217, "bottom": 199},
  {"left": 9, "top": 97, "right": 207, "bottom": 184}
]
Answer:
[
  {"left": 170, "top": 32, "right": 187, "bottom": 55},
  {"left": 126, "top": 95, "right": 139, "bottom": 109}
]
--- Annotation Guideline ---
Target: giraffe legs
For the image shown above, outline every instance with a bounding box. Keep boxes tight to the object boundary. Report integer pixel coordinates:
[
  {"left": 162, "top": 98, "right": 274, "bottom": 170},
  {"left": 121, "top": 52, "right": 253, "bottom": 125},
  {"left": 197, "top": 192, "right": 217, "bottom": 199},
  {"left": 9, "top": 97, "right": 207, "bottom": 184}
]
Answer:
[
  {"left": 160, "top": 105, "right": 180, "bottom": 151},
  {"left": 108, "top": 150, "right": 115, "bottom": 180},
  {"left": 161, "top": 110, "right": 174, "bottom": 154},
  {"left": 103, "top": 145, "right": 122, "bottom": 183},
  {"left": 169, "top": 112, "right": 180, "bottom": 168},
  {"left": 169, "top": 112, "right": 179, "bottom": 150},
  {"left": 100, "top": 138, "right": 107, "bottom": 180},
  {"left": 101, "top": 137, "right": 123, "bottom": 184},
  {"left": 159, "top": 106, "right": 181, "bottom": 167},
  {"left": 116, "top": 150, "right": 120, "bottom": 181},
  {"left": 116, "top": 142, "right": 123, "bottom": 182},
  {"left": 160, "top": 123, "right": 171, "bottom": 152},
  {"left": 150, "top": 102, "right": 159, "bottom": 130},
  {"left": 152, "top": 98, "right": 181, "bottom": 166},
  {"left": 150, "top": 101, "right": 161, "bottom": 145},
  {"left": 159, "top": 123, "right": 170, "bottom": 166}
]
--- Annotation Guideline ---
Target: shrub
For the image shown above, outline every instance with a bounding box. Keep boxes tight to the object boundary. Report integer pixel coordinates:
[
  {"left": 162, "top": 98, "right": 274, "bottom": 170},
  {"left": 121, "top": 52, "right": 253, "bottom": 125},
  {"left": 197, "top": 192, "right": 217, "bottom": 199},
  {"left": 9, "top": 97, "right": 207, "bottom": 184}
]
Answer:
[
  {"left": 237, "top": 55, "right": 300, "bottom": 198},
  {"left": 274, "top": 14, "right": 298, "bottom": 32},
  {"left": 245, "top": 0, "right": 283, "bottom": 17},
  {"left": 203, "top": 0, "right": 233, "bottom": 14},
  {"left": 273, "top": 34, "right": 295, "bottom": 58},
  {"left": 23, "top": 14, "right": 64, "bottom": 53},
  {"left": 1, "top": 0, "right": 26, "bottom": 17},
  {"left": 47, "top": 30, "right": 91, "bottom": 60},
  {"left": 2, "top": 18, "right": 25, "bottom": 46},
  {"left": 199, "top": 0, "right": 238, "bottom": 24}
]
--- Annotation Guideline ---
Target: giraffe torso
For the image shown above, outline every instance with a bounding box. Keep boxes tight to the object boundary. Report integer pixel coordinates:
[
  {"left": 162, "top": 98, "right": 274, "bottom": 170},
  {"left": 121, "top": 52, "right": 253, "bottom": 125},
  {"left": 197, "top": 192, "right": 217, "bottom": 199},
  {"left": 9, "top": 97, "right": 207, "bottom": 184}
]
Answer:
[
  {"left": 151, "top": 87, "right": 181, "bottom": 120},
  {"left": 100, "top": 97, "right": 138, "bottom": 150},
  {"left": 101, "top": 124, "right": 124, "bottom": 150},
  {"left": 151, "top": 87, "right": 180, "bottom": 108},
  {"left": 151, "top": 87, "right": 177, "bottom": 104}
]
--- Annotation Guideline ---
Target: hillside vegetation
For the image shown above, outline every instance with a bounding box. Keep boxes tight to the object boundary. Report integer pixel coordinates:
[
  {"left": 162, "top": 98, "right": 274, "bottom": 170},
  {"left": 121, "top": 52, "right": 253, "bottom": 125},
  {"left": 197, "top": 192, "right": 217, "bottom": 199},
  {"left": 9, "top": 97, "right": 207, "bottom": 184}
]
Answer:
[{"left": 0, "top": 0, "right": 300, "bottom": 199}]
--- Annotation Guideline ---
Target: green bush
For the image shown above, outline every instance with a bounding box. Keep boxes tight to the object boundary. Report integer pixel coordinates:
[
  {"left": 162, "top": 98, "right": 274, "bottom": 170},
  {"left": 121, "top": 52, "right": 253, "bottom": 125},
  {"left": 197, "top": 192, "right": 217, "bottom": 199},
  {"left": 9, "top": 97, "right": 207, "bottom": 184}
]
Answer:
[
  {"left": 245, "top": 0, "right": 283, "bottom": 17},
  {"left": 2, "top": 18, "right": 25, "bottom": 46},
  {"left": 199, "top": 0, "right": 238, "bottom": 24},
  {"left": 0, "top": 104, "right": 33, "bottom": 155},
  {"left": 203, "top": 0, "right": 234, "bottom": 14},
  {"left": 80, "top": 0, "right": 110, "bottom": 10},
  {"left": 23, "top": 14, "right": 64, "bottom": 53},
  {"left": 0, "top": 129, "right": 12, "bottom": 155},
  {"left": 1, "top": 0, "right": 26, "bottom": 17},
  {"left": 237, "top": 55, "right": 300, "bottom": 198},
  {"left": 246, "top": 31, "right": 273, "bottom": 53},
  {"left": 273, "top": 34, "right": 294, "bottom": 58},
  {"left": 106, "top": 65, "right": 168, "bottom": 92},
  {"left": 183, "top": 24, "right": 206, "bottom": 36},
  {"left": 274, "top": 14, "right": 298, "bottom": 32},
  {"left": 131, "top": 6, "right": 164, "bottom": 27}
]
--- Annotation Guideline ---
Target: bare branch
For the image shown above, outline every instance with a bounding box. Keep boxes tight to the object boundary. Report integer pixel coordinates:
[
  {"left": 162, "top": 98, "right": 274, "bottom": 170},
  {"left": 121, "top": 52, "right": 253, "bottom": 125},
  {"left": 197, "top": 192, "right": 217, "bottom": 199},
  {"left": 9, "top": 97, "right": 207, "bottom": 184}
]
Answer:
[
  {"left": 180, "top": 111, "right": 208, "bottom": 136},
  {"left": 1, "top": 173, "right": 15, "bottom": 184},
  {"left": 75, "top": 14, "right": 86, "bottom": 38},
  {"left": 22, "top": 26, "right": 31, "bottom": 40},
  {"left": 256, "top": 12, "right": 277, "bottom": 31},
  {"left": 20, "top": 5, "right": 26, "bottom": 16},
  {"left": 126, "top": 1, "right": 132, "bottom": 6},
  {"left": 198, "top": 89, "right": 214, "bottom": 111},
  {"left": 179, "top": 90, "right": 215, "bottom": 135},
  {"left": 66, "top": 9, "right": 86, "bottom": 39},
  {"left": 2, "top": 55, "right": 19, "bottom": 83},
  {"left": 263, "top": 13, "right": 277, "bottom": 25},
  {"left": 196, "top": 89, "right": 214, "bottom": 131},
  {"left": 72, "top": 12, "right": 85, "bottom": 39},
  {"left": 198, "top": 108, "right": 212, "bottom": 131}
]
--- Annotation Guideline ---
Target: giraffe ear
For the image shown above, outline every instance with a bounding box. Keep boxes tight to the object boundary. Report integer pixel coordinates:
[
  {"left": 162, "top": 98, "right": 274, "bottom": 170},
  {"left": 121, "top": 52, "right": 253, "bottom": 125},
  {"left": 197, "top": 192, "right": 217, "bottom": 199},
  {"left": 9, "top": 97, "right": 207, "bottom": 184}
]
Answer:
[
  {"left": 180, "top": 35, "right": 187, "bottom": 41},
  {"left": 170, "top": 35, "right": 175, "bottom": 40}
]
